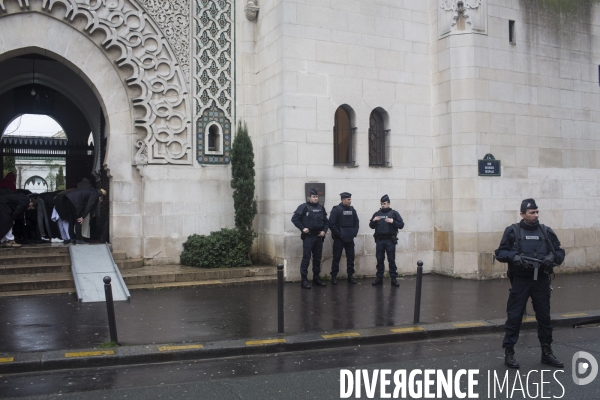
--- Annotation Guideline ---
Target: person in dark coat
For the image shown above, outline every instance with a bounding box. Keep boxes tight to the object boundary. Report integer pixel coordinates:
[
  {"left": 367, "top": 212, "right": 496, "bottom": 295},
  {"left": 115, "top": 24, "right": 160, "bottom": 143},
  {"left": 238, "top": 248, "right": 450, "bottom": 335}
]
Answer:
[
  {"left": 55, "top": 188, "right": 104, "bottom": 244},
  {"left": 0, "top": 193, "right": 36, "bottom": 247},
  {"left": 494, "top": 198, "right": 565, "bottom": 370},
  {"left": 329, "top": 192, "right": 359, "bottom": 284},
  {"left": 291, "top": 188, "right": 329, "bottom": 289},
  {"left": 369, "top": 195, "right": 404, "bottom": 287}
]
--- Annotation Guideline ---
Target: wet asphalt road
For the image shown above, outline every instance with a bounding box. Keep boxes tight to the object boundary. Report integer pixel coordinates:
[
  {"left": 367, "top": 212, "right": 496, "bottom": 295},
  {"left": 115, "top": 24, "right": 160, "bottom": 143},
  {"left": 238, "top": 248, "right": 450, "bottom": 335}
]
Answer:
[
  {"left": 1, "top": 325, "right": 599, "bottom": 399},
  {"left": 1, "top": 273, "right": 599, "bottom": 353}
]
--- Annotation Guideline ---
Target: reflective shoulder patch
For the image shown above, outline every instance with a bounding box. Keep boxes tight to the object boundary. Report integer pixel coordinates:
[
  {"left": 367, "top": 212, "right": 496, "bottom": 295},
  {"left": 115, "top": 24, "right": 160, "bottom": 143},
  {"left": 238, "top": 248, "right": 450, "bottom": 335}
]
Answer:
[
  {"left": 343, "top": 211, "right": 353, "bottom": 215},
  {"left": 525, "top": 236, "right": 540, "bottom": 240}
]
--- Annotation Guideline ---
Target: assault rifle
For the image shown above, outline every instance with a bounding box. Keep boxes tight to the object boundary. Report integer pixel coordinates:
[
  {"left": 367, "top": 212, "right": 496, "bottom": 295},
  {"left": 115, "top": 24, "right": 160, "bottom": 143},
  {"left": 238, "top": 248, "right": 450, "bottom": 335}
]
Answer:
[{"left": 520, "top": 256, "right": 556, "bottom": 281}]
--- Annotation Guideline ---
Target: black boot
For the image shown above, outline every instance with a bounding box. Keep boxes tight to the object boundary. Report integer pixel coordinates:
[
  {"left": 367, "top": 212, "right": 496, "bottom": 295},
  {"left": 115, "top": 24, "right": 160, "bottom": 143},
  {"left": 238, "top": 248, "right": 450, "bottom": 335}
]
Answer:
[
  {"left": 372, "top": 277, "right": 383, "bottom": 286},
  {"left": 312, "top": 275, "right": 327, "bottom": 287},
  {"left": 391, "top": 277, "right": 399, "bottom": 287},
  {"left": 331, "top": 275, "right": 337, "bottom": 285},
  {"left": 348, "top": 275, "right": 356, "bottom": 284},
  {"left": 504, "top": 346, "right": 520, "bottom": 369},
  {"left": 541, "top": 343, "right": 564, "bottom": 368},
  {"left": 301, "top": 276, "right": 311, "bottom": 289}
]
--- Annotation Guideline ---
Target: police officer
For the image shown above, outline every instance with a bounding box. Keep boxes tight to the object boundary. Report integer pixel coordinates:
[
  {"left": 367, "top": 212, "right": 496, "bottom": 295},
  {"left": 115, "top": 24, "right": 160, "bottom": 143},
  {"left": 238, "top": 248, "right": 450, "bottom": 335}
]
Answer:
[
  {"left": 495, "top": 198, "right": 565, "bottom": 369},
  {"left": 369, "top": 194, "right": 404, "bottom": 286},
  {"left": 291, "top": 188, "right": 329, "bottom": 289},
  {"left": 329, "top": 192, "right": 359, "bottom": 284}
]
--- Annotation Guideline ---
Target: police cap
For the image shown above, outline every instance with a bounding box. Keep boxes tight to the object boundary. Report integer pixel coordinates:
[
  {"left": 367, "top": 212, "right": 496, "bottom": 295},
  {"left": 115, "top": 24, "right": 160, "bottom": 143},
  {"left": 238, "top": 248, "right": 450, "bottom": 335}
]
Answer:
[{"left": 520, "top": 198, "right": 538, "bottom": 213}]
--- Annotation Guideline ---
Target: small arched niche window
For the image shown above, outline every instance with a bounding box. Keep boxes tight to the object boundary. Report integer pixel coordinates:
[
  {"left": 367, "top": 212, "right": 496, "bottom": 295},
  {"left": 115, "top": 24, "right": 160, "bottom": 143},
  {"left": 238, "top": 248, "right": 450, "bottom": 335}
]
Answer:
[
  {"left": 369, "top": 108, "right": 390, "bottom": 166},
  {"left": 333, "top": 105, "right": 356, "bottom": 165},
  {"left": 205, "top": 123, "right": 223, "bottom": 155}
]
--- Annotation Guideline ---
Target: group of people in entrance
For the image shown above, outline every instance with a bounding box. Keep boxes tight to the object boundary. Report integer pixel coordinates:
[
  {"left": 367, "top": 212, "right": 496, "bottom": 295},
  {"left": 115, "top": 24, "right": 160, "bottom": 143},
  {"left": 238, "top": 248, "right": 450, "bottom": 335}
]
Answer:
[
  {"left": 293, "top": 192, "right": 566, "bottom": 369},
  {"left": 0, "top": 172, "right": 106, "bottom": 248},
  {"left": 292, "top": 189, "right": 404, "bottom": 289}
]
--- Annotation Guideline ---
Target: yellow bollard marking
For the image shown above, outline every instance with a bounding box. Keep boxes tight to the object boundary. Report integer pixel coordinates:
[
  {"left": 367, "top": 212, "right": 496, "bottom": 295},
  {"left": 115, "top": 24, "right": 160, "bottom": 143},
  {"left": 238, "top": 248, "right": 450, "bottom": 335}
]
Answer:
[
  {"left": 0, "top": 357, "right": 14, "bottom": 363},
  {"left": 453, "top": 321, "right": 487, "bottom": 328},
  {"left": 321, "top": 332, "right": 360, "bottom": 339},
  {"left": 65, "top": 350, "right": 114, "bottom": 358},
  {"left": 390, "top": 327, "right": 425, "bottom": 334},
  {"left": 561, "top": 312, "right": 588, "bottom": 318},
  {"left": 158, "top": 344, "right": 204, "bottom": 352},
  {"left": 245, "top": 339, "right": 286, "bottom": 346}
]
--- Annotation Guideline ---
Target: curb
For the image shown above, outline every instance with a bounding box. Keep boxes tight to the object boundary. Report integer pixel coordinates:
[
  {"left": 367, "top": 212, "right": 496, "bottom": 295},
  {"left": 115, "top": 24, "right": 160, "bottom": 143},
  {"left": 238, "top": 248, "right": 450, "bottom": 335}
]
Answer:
[{"left": 1, "top": 310, "right": 599, "bottom": 375}]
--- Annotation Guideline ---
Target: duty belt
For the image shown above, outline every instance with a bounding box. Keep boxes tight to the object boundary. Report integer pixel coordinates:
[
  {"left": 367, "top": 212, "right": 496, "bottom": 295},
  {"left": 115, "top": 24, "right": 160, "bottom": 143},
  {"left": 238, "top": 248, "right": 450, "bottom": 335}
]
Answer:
[{"left": 375, "top": 234, "right": 395, "bottom": 240}]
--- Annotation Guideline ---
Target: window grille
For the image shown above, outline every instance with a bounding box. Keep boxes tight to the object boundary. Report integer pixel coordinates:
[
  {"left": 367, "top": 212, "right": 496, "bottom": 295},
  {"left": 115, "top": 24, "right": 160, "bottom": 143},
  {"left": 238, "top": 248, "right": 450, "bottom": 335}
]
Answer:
[{"left": 369, "top": 110, "right": 387, "bottom": 166}]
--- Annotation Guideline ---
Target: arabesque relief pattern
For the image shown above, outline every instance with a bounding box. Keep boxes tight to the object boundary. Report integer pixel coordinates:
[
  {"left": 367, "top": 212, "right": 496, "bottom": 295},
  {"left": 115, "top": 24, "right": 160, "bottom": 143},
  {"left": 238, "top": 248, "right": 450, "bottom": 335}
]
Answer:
[
  {"left": 0, "top": 0, "right": 192, "bottom": 165},
  {"left": 137, "top": 0, "right": 190, "bottom": 82},
  {"left": 194, "top": 0, "right": 233, "bottom": 164}
]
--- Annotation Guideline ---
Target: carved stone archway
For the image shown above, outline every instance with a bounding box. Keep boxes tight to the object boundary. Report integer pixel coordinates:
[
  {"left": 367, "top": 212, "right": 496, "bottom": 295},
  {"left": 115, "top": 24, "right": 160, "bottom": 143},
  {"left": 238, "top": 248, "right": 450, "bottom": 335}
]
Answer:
[{"left": 0, "top": 0, "right": 192, "bottom": 166}]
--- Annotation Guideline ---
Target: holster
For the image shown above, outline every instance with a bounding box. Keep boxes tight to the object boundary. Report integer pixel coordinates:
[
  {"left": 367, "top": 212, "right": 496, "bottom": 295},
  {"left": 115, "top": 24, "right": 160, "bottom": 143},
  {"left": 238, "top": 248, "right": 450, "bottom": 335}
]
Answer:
[{"left": 391, "top": 236, "right": 398, "bottom": 245}]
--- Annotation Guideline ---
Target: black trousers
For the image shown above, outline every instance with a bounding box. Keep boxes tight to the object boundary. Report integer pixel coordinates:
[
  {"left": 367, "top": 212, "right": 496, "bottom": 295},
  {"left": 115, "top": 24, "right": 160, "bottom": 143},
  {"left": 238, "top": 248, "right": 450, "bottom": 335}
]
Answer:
[
  {"left": 331, "top": 238, "right": 355, "bottom": 277},
  {"left": 376, "top": 239, "right": 397, "bottom": 278},
  {"left": 64, "top": 198, "right": 83, "bottom": 242},
  {"left": 503, "top": 277, "right": 552, "bottom": 348},
  {"left": 300, "top": 235, "right": 323, "bottom": 277}
]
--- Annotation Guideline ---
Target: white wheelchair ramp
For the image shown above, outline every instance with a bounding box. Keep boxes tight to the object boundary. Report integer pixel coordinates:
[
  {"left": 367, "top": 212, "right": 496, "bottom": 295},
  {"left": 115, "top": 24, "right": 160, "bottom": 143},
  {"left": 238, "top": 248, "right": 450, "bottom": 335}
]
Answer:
[{"left": 69, "top": 244, "right": 131, "bottom": 303}]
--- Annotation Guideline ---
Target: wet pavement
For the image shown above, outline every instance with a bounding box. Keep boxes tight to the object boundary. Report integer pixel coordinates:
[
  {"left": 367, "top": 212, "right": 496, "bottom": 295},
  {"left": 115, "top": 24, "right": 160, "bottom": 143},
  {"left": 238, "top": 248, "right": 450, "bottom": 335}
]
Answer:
[{"left": 0, "top": 273, "right": 599, "bottom": 354}]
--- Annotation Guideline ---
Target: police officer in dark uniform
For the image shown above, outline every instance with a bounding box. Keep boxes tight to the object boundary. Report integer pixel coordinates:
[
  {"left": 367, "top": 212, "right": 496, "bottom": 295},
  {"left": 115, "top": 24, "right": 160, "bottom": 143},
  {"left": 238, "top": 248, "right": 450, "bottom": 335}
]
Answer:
[
  {"left": 291, "top": 188, "right": 329, "bottom": 289},
  {"left": 329, "top": 192, "right": 359, "bottom": 284},
  {"left": 495, "top": 198, "right": 565, "bottom": 369},
  {"left": 369, "top": 194, "right": 404, "bottom": 287}
]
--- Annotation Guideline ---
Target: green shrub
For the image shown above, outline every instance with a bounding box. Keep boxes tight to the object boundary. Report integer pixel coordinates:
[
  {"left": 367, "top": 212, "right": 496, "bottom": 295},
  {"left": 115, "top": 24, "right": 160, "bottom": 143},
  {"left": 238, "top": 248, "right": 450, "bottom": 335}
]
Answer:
[{"left": 180, "top": 229, "right": 252, "bottom": 268}]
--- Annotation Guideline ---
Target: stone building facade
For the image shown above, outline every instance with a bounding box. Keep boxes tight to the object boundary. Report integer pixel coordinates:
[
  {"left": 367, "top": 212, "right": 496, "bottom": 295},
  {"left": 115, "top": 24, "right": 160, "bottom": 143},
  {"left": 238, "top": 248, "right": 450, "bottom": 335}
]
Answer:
[{"left": 0, "top": 0, "right": 599, "bottom": 279}]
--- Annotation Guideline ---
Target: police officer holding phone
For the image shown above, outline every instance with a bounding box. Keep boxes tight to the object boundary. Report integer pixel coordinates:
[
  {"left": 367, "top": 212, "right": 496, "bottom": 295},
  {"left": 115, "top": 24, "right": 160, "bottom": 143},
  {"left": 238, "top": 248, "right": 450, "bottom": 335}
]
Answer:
[
  {"left": 495, "top": 198, "right": 565, "bottom": 369},
  {"left": 369, "top": 194, "right": 404, "bottom": 287},
  {"left": 329, "top": 192, "right": 359, "bottom": 284},
  {"left": 292, "top": 188, "right": 329, "bottom": 289}
]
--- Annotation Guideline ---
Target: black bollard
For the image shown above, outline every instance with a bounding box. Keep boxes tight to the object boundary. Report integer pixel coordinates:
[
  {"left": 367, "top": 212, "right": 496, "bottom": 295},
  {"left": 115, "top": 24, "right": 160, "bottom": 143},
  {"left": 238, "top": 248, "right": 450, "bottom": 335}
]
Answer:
[
  {"left": 413, "top": 260, "right": 423, "bottom": 324},
  {"left": 277, "top": 264, "right": 284, "bottom": 333},
  {"left": 103, "top": 276, "right": 119, "bottom": 344}
]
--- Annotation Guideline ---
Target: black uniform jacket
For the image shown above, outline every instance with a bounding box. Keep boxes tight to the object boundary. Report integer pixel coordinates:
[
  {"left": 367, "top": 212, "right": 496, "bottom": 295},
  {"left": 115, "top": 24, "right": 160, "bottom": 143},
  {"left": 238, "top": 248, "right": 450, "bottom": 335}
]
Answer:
[
  {"left": 291, "top": 202, "right": 329, "bottom": 234},
  {"left": 368, "top": 209, "right": 404, "bottom": 231},
  {"left": 329, "top": 203, "right": 359, "bottom": 242},
  {"left": 495, "top": 220, "right": 565, "bottom": 279}
]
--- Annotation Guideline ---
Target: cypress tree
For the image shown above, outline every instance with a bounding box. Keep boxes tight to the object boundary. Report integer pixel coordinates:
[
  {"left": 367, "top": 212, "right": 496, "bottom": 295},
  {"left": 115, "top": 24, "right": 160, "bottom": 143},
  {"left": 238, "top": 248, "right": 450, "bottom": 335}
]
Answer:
[
  {"left": 3, "top": 152, "right": 16, "bottom": 178},
  {"left": 230, "top": 121, "right": 257, "bottom": 255},
  {"left": 56, "top": 166, "right": 65, "bottom": 191}
]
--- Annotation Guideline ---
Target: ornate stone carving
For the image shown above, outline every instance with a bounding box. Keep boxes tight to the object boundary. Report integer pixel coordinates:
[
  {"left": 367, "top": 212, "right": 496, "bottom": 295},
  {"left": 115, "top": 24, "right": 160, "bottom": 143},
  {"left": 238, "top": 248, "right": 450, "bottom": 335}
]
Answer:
[
  {"left": 194, "top": 0, "right": 234, "bottom": 165},
  {"left": 0, "top": 0, "right": 192, "bottom": 165},
  {"left": 137, "top": 0, "right": 191, "bottom": 82},
  {"left": 438, "top": 0, "right": 487, "bottom": 38}
]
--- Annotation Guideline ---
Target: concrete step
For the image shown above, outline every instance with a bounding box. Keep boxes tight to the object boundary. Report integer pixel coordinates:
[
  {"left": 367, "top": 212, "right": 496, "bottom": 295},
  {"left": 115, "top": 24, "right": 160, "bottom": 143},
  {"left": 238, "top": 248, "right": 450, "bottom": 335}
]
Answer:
[
  {"left": 0, "top": 287, "right": 77, "bottom": 298},
  {"left": 127, "top": 275, "right": 278, "bottom": 291},
  {"left": 0, "top": 254, "right": 71, "bottom": 266},
  {"left": 0, "top": 272, "right": 74, "bottom": 292},
  {"left": 121, "top": 265, "right": 277, "bottom": 285},
  {"left": 112, "top": 252, "right": 127, "bottom": 261},
  {"left": 0, "top": 245, "right": 69, "bottom": 257},
  {"left": 0, "top": 262, "right": 71, "bottom": 275},
  {"left": 116, "top": 258, "right": 144, "bottom": 270}
]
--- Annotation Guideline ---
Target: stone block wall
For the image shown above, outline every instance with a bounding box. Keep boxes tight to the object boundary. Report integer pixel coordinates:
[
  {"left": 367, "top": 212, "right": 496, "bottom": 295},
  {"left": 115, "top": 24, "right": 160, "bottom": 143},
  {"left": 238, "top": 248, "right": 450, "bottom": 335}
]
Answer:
[{"left": 431, "top": 0, "right": 600, "bottom": 278}]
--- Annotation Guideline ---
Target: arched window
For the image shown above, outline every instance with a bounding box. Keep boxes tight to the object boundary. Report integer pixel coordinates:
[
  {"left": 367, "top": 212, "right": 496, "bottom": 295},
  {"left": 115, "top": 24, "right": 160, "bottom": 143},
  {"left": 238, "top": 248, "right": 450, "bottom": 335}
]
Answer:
[
  {"left": 208, "top": 124, "right": 219, "bottom": 152},
  {"left": 369, "top": 109, "right": 389, "bottom": 166},
  {"left": 333, "top": 105, "right": 355, "bottom": 165},
  {"left": 205, "top": 123, "right": 223, "bottom": 155}
]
